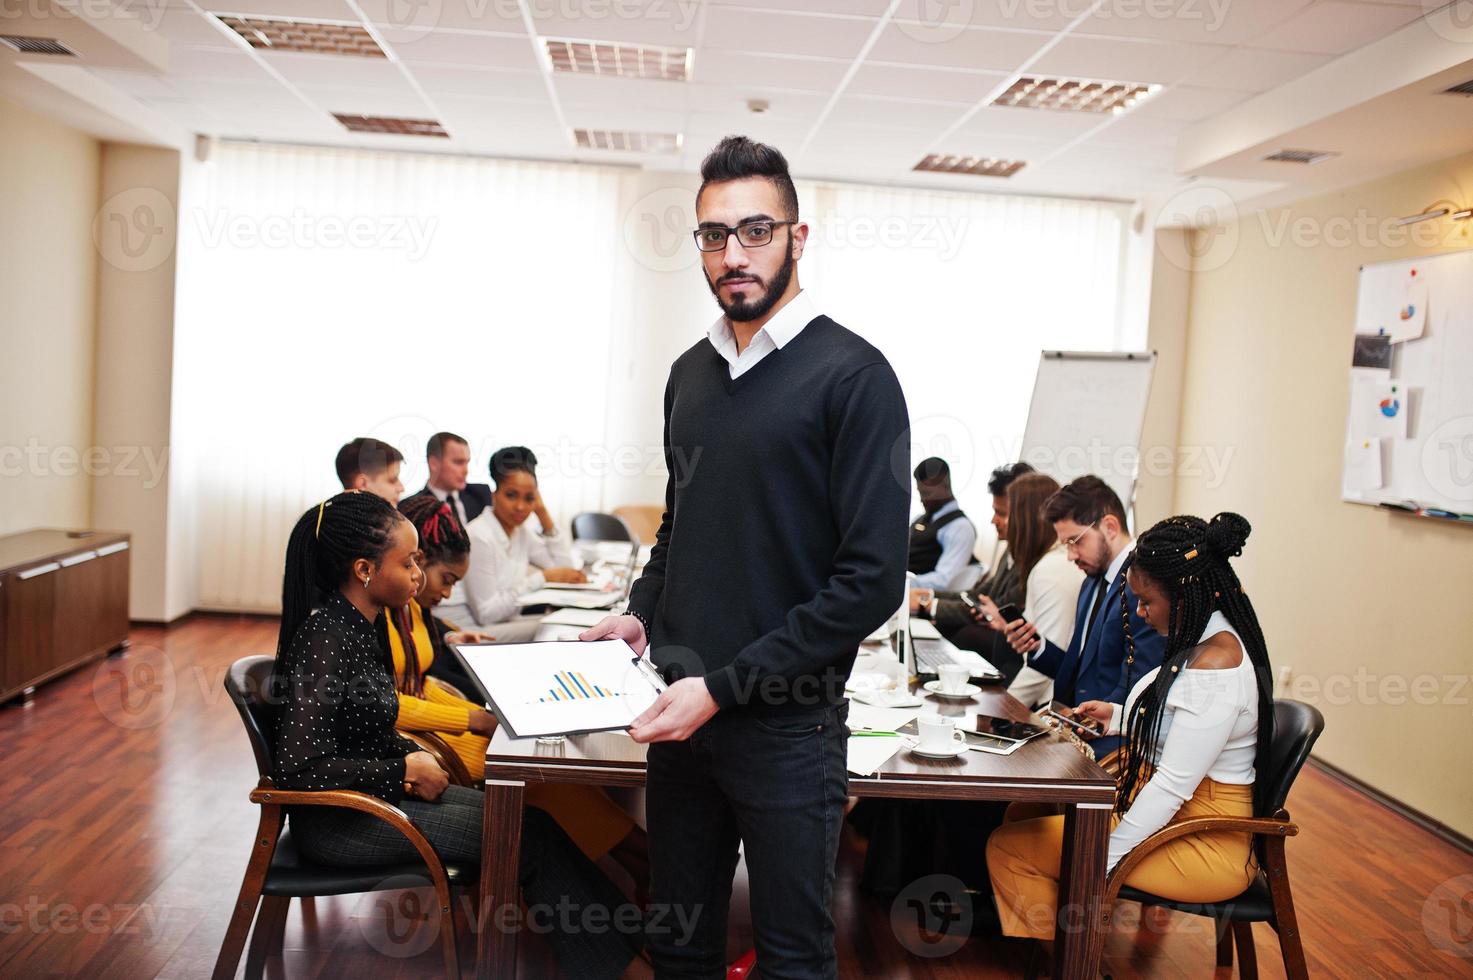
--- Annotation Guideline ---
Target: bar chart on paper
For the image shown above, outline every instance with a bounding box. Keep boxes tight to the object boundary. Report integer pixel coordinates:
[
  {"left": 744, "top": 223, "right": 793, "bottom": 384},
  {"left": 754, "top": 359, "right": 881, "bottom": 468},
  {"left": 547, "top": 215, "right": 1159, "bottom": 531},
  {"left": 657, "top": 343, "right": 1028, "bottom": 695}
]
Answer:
[
  {"left": 538, "top": 671, "right": 622, "bottom": 703},
  {"left": 452, "top": 638, "right": 663, "bottom": 738}
]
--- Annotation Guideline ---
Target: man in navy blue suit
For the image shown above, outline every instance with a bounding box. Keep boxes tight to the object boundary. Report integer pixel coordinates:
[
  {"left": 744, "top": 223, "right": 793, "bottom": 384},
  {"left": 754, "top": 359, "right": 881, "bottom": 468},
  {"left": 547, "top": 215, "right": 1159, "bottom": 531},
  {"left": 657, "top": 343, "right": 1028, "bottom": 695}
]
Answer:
[{"left": 1001, "top": 475, "right": 1165, "bottom": 757}]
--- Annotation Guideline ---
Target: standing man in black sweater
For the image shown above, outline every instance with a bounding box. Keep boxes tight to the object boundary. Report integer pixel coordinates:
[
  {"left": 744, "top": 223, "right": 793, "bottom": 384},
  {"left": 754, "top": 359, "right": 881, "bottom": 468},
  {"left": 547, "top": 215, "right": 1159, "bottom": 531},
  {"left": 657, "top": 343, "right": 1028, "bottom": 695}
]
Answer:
[{"left": 582, "top": 137, "right": 911, "bottom": 979}]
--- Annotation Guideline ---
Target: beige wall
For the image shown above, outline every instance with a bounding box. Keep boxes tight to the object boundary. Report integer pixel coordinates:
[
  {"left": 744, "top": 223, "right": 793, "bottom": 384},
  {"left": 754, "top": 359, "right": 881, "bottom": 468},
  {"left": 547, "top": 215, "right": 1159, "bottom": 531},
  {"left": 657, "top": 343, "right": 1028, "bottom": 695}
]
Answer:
[
  {"left": 0, "top": 98, "right": 100, "bottom": 535},
  {"left": 91, "top": 142, "right": 184, "bottom": 622},
  {"left": 1177, "top": 150, "right": 1473, "bottom": 836},
  {"left": 1134, "top": 228, "right": 1192, "bottom": 530}
]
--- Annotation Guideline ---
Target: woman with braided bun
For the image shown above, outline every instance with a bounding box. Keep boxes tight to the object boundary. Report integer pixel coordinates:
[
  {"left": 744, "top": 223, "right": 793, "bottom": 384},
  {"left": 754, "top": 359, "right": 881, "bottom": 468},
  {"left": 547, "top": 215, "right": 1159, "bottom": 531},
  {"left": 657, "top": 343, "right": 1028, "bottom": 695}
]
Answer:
[
  {"left": 383, "top": 495, "right": 645, "bottom": 873},
  {"left": 270, "top": 491, "right": 650, "bottom": 979},
  {"left": 987, "top": 512, "right": 1275, "bottom": 944}
]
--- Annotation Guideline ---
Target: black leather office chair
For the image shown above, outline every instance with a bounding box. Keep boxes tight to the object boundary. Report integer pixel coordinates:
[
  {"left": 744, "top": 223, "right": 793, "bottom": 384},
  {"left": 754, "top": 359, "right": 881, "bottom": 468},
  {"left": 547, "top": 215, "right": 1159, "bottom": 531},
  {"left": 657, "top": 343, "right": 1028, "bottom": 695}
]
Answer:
[
  {"left": 1105, "top": 699, "right": 1324, "bottom": 980},
  {"left": 571, "top": 512, "right": 634, "bottom": 543},
  {"left": 213, "top": 656, "right": 476, "bottom": 979}
]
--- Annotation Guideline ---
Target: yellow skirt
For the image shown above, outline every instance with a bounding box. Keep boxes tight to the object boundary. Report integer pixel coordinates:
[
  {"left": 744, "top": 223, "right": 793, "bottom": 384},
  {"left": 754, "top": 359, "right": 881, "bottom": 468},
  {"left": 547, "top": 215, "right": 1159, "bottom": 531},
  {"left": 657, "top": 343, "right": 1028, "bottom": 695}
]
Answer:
[{"left": 987, "top": 777, "right": 1256, "bottom": 940}]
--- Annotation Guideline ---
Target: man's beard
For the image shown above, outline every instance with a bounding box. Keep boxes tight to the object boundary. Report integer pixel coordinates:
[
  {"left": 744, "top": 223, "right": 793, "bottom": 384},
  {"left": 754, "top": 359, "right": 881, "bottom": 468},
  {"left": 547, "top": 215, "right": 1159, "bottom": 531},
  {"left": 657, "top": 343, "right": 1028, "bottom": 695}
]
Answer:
[{"left": 706, "top": 240, "right": 795, "bottom": 323}]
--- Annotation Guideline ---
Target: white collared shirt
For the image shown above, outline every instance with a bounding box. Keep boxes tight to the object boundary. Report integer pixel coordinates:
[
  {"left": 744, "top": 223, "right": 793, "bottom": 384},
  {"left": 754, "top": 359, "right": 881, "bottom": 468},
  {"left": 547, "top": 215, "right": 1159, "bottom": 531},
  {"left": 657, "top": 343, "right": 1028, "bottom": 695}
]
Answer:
[
  {"left": 458, "top": 512, "right": 574, "bottom": 626},
  {"left": 1080, "top": 543, "right": 1132, "bottom": 649},
  {"left": 426, "top": 483, "right": 468, "bottom": 529},
  {"left": 707, "top": 288, "right": 819, "bottom": 379}
]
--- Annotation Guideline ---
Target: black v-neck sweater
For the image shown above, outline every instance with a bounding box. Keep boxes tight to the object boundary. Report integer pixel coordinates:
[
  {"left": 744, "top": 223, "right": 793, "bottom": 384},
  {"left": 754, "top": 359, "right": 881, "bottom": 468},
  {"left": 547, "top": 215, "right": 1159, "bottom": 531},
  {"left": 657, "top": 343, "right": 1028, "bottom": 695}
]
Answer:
[{"left": 627, "top": 314, "right": 911, "bottom": 714}]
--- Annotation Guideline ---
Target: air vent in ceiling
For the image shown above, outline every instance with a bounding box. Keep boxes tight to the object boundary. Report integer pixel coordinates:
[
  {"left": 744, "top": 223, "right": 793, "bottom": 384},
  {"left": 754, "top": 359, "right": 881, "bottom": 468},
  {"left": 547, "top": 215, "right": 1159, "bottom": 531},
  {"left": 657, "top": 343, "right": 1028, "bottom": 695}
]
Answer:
[
  {"left": 914, "top": 154, "right": 1026, "bottom": 178},
  {"left": 215, "top": 15, "right": 385, "bottom": 57},
  {"left": 334, "top": 113, "right": 448, "bottom": 137},
  {"left": 544, "top": 38, "right": 691, "bottom": 81},
  {"left": 1262, "top": 148, "right": 1339, "bottom": 165},
  {"left": 1443, "top": 79, "right": 1473, "bottom": 96},
  {"left": 0, "top": 34, "right": 77, "bottom": 56},
  {"left": 573, "top": 129, "right": 681, "bottom": 153},
  {"left": 992, "top": 76, "right": 1157, "bottom": 114}
]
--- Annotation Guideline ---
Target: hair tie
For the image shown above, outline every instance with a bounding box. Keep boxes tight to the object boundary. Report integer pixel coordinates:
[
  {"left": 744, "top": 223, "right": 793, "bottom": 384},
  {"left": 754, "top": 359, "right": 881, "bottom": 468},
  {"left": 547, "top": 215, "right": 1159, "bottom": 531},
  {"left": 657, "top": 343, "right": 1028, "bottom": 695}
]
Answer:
[
  {"left": 315, "top": 500, "right": 329, "bottom": 539},
  {"left": 423, "top": 504, "right": 449, "bottom": 544}
]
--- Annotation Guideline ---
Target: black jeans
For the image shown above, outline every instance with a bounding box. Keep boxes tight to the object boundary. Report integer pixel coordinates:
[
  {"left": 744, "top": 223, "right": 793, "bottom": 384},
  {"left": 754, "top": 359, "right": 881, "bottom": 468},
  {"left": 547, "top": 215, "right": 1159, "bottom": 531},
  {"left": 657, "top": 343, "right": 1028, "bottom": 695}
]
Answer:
[{"left": 645, "top": 701, "right": 849, "bottom": 980}]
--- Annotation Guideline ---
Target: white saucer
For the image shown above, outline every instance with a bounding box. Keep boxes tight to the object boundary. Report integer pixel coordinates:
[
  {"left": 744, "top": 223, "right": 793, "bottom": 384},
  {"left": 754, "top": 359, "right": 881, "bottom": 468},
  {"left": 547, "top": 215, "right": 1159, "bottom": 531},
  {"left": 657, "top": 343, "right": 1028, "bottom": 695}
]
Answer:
[
  {"left": 845, "top": 671, "right": 897, "bottom": 694},
  {"left": 922, "top": 680, "right": 981, "bottom": 700},
  {"left": 908, "top": 741, "right": 971, "bottom": 759}
]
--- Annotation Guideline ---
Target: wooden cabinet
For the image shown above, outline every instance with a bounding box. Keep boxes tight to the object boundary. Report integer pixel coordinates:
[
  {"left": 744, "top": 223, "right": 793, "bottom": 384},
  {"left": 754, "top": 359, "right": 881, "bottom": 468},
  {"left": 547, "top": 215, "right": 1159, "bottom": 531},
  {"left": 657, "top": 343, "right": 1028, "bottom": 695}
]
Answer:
[{"left": 0, "top": 530, "right": 131, "bottom": 704}]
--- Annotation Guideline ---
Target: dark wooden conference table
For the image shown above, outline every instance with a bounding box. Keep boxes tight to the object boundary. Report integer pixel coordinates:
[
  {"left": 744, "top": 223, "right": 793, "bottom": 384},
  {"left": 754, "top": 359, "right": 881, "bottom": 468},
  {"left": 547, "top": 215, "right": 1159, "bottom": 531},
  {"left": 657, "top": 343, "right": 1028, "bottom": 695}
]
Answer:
[{"left": 475, "top": 671, "right": 1115, "bottom": 979}]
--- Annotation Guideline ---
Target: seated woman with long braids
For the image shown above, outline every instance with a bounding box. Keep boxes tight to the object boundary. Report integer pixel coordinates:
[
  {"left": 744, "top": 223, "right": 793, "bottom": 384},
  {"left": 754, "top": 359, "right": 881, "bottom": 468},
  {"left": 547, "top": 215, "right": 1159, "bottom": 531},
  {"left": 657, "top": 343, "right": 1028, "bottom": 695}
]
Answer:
[
  {"left": 385, "top": 495, "right": 648, "bottom": 878},
  {"left": 988, "top": 512, "right": 1275, "bottom": 944},
  {"left": 271, "top": 491, "right": 649, "bottom": 979}
]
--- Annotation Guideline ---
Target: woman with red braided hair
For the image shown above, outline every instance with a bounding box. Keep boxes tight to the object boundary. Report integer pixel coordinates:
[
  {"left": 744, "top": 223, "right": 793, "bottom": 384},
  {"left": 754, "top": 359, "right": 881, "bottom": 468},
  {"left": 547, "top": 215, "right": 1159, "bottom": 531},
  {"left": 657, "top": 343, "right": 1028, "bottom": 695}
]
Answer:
[
  {"left": 987, "top": 512, "right": 1275, "bottom": 949},
  {"left": 384, "top": 495, "right": 647, "bottom": 878}
]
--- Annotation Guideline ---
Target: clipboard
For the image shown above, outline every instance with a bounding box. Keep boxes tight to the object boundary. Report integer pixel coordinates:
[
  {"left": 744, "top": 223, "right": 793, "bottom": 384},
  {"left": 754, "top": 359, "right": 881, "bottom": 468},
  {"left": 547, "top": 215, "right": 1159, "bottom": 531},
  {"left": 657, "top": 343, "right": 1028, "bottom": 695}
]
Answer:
[{"left": 451, "top": 638, "right": 666, "bottom": 739}]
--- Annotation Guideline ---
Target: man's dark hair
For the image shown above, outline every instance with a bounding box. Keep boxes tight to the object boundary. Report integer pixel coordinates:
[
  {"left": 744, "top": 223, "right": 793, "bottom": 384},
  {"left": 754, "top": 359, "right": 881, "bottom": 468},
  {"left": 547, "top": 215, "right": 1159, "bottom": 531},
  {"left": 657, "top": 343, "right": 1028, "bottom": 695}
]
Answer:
[
  {"left": 1043, "top": 474, "right": 1128, "bottom": 529},
  {"left": 334, "top": 437, "right": 403, "bottom": 487},
  {"left": 489, "top": 445, "right": 539, "bottom": 487},
  {"left": 697, "top": 136, "right": 799, "bottom": 222},
  {"left": 913, "top": 457, "right": 950, "bottom": 484},
  {"left": 425, "top": 431, "right": 468, "bottom": 461},
  {"left": 986, "top": 461, "right": 1035, "bottom": 498}
]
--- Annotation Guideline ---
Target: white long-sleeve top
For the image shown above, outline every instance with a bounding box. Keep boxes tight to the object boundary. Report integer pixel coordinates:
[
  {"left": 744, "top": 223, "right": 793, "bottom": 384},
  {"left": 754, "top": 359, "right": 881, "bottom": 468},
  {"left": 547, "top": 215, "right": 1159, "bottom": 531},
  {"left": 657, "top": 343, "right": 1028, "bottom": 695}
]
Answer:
[
  {"left": 1006, "top": 544, "right": 1085, "bottom": 706},
  {"left": 1103, "top": 610, "right": 1259, "bottom": 872},
  {"left": 459, "top": 512, "right": 574, "bottom": 626}
]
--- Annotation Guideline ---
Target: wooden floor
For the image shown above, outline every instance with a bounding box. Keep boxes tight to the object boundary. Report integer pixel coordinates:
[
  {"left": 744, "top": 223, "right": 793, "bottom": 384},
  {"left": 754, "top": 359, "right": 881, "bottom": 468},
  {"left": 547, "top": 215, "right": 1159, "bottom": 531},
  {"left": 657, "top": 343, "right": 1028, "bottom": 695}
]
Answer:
[{"left": 1, "top": 613, "right": 1470, "bottom": 979}]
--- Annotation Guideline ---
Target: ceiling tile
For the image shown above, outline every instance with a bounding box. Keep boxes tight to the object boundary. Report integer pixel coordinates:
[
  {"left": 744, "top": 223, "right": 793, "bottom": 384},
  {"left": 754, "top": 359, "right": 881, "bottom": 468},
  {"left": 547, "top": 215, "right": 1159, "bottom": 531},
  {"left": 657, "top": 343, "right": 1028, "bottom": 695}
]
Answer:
[
  {"left": 88, "top": 68, "right": 181, "bottom": 99},
  {"left": 845, "top": 63, "right": 1008, "bottom": 102},
  {"left": 825, "top": 95, "right": 971, "bottom": 131},
  {"left": 379, "top": 28, "right": 540, "bottom": 69},
  {"left": 937, "top": 131, "right": 1067, "bottom": 162},
  {"left": 693, "top": 51, "right": 851, "bottom": 92},
  {"left": 186, "top": 0, "right": 357, "bottom": 18},
  {"left": 355, "top": 0, "right": 526, "bottom": 35},
  {"left": 407, "top": 66, "right": 548, "bottom": 100},
  {"left": 261, "top": 50, "right": 408, "bottom": 88},
  {"left": 169, "top": 45, "right": 275, "bottom": 81},
  {"left": 1087, "top": 112, "right": 1188, "bottom": 148},
  {"left": 151, "top": 6, "right": 235, "bottom": 46},
  {"left": 891, "top": 0, "right": 1081, "bottom": 31},
  {"left": 867, "top": 23, "right": 1050, "bottom": 71},
  {"left": 1178, "top": 46, "right": 1330, "bottom": 92},
  {"left": 1030, "top": 34, "right": 1228, "bottom": 85},
  {"left": 559, "top": 104, "right": 686, "bottom": 133},
  {"left": 962, "top": 104, "right": 1112, "bottom": 141},
  {"left": 1071, "top": 0, "right": 1311, "bottom": 46},
  {"left": 297, "top": 81, "right": 434, "bottom": 118},
  {"left": 529, "top": 3, "right": 705, "bottom": 46},
  {"left": 702, "top": 8, "right": 878, "bottom": 59},
  {"left": 1248, "top": 1, "right": 1426, "bottom": 55},
  {"left": 1126, "top": 83, "right": 1249, "bottom": 121},
  {"left": 711, "top": 0, "right": 891, "bottom": 13}
]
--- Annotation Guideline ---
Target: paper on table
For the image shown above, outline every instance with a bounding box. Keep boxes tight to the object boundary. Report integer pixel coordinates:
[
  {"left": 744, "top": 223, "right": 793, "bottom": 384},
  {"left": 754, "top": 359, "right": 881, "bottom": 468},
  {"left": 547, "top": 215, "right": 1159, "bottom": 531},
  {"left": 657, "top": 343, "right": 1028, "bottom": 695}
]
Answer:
[
  {"left": 847, "top": 735, "right": 906, "bottom": 776},
  {"left": 1347, "top": 375, "right": 1409, "bottom": 440},
  {"left": 1343, "top": 438, "right": 1383, "bottom": 493},
  {"left": 541, "top": 607, "right": 611, "bottom": 627},
  {"left": 519, "top": 588, "right": 621, "bottom": 610}
]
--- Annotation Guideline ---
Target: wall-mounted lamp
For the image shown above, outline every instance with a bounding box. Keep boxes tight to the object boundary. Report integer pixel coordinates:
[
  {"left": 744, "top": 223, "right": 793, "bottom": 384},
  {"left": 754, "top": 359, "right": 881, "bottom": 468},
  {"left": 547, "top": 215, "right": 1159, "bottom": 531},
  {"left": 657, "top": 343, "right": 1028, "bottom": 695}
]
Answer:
[{"left": 1396, "top": 199, "right": 1470, "bottom": 226}]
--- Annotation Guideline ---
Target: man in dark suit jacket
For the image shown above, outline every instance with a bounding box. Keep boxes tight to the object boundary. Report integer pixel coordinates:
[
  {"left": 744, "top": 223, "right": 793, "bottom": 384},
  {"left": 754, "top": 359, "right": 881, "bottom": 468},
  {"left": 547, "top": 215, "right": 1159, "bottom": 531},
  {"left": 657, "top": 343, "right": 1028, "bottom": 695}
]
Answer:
[
  {"left": 1001, "top": 475, "right": 1165, "bottom": 757},
  {"left": 403, "top": 431, "right": 493, "bottom": 528}
]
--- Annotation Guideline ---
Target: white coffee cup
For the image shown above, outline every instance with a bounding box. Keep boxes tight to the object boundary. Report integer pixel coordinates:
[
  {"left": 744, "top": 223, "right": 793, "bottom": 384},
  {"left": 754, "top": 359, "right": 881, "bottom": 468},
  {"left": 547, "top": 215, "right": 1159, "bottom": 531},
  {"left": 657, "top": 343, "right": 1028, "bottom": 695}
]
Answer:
[
  {"left": 937, "top": 663, "right": 970, "bottom": 694},
  {"left": 917, "top": 715, "right": 965, "bottom": 753}
]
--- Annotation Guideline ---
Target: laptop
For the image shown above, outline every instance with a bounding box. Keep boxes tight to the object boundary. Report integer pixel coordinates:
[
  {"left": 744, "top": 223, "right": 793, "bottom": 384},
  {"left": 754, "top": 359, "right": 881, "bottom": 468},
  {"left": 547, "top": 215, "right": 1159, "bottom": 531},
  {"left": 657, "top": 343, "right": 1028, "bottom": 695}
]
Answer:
[{"left": 893, "top": 579, "right": 1002, "bottom": 682}]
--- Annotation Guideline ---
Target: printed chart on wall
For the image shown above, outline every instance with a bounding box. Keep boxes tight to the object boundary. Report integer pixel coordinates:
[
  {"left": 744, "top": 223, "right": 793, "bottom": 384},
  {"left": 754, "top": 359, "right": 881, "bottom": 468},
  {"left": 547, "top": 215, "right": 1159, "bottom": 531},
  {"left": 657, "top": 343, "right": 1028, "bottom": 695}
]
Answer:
[
  {"left": 1344, "top": 250, "right": 1473, "bottom": 521},
  {"left": 452, "top": 639, "right": 663, "bottom": 738}
]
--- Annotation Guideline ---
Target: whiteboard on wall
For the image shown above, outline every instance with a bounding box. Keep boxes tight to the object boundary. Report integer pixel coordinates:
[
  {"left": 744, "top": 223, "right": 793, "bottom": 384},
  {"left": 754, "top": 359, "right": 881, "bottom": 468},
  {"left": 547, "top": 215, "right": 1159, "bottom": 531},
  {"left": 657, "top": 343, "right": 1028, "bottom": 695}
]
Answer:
[
  {"left": 1343, "top": 250, "right": 1473, "bottom": 516},
  {"left": 1020, "top": 351, "right": 1156, "bottom": 524}
]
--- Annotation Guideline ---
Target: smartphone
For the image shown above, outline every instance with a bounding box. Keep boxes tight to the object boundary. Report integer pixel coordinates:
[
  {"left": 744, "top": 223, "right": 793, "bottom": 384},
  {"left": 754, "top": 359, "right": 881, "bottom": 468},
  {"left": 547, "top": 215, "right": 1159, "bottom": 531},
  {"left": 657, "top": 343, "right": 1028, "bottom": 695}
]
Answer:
[
  {"left": 996, "top": 603, "right": 1026, "bottom": 624},
  {"left": 1045, "top": 699, "right": 1104, "bottom": 737}
]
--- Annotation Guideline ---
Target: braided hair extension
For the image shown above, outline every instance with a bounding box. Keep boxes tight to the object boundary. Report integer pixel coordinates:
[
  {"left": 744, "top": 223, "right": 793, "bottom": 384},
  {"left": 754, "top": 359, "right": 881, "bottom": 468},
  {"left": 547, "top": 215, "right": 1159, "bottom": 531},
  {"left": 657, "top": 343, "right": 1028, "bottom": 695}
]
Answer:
[
  {"left": 390, "top": 495, "right": 473, "bottom": 695},
  {"left": 276, "top": 491, "right": 404, "bottom": 667},
  {"left": 1115, "top": 513, "right": 1276, "bottom": 829}
]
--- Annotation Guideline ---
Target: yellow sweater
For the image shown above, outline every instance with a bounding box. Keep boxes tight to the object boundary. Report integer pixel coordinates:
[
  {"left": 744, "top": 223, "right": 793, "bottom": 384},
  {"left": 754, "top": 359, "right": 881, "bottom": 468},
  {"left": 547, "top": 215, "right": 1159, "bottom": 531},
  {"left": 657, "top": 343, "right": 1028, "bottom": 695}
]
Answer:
[{"left": 385, "top": 601, "right": 474, "bottom": 735}]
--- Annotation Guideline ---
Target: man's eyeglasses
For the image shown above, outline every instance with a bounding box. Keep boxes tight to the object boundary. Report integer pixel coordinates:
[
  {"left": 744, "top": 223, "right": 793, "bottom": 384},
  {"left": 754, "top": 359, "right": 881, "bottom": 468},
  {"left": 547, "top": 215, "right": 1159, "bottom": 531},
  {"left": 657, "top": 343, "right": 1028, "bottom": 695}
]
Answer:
[
  {"left": 693, "top": 220, "right": 794, "bottom": 252},
  {"left": 1062, "top": 521, "right": 1098, "bottom": 549}
]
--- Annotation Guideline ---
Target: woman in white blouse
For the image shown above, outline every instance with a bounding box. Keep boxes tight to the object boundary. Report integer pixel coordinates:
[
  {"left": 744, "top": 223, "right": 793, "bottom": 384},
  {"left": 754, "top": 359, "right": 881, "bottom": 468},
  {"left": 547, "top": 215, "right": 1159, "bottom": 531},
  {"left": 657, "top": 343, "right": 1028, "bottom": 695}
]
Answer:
[
  {"left": 970, "top": 473, "right": 1084, "bottom": 702},
  {"left": 441, "top": 446, "right": 587, "bottom": 641},
  {"left": 988, "top": 512, "right": 1274, "bottom": 944}
]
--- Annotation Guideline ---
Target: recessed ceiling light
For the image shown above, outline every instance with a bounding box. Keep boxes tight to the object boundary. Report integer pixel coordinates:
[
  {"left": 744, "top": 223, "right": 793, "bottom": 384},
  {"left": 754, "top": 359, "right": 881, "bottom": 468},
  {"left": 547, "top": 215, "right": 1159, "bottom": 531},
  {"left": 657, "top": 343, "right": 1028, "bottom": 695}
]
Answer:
[
  {"left": 1261, "top": 148, "right": 1339, "bottom": 165},
  {"left": 215, "top": 14, "right": 386, "bottom": 58},
  {"left": 914, "top": 154, "right": 1025, "bottom": 178},
  {"left": 573, "top": 129, "right": 682, "bottom": 153},
  {"left": 334, "top": 113, "right": 448, "bottom": 137},
  {"left": 544, "top": 37, "right": 691, "bottom": 81},
  {"left": 991, "top": 76, "right": 1158, "bottom": 114}
]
